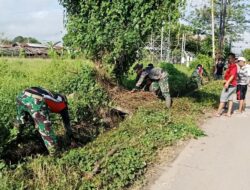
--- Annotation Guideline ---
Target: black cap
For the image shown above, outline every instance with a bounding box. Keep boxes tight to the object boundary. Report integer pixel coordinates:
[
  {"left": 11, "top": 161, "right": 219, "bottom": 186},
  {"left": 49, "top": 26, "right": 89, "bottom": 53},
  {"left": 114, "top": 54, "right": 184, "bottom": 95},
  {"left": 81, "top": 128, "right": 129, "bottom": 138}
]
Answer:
[
  {"left": 147, "top": 63, "right": 154, "bottom": 68},
  {"left": 197, "top": 64, "right": 202, "bottom": 68}
]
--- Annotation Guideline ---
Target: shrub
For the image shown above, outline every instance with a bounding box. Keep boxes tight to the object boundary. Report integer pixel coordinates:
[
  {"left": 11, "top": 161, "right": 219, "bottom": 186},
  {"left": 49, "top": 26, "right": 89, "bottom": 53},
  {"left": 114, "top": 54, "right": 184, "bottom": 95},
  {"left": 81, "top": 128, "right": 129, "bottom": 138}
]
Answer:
[
  {"left": 160, "top": 63, "right": 191, "bottom": 96},
  {"left": 0, "top": 58, "right": 107, "bottom": 155},
  {"left": 242, "top": 48, "right": 250, "bottom": 61},
  {"left": 121, "top": 62, "right": 192, "bottom": 96},
  {"left": 0, "top": 58, "right": 222, "bottom": 190},
  {"left": 189, "top": 54, "right": 213, "bottom": 76}
]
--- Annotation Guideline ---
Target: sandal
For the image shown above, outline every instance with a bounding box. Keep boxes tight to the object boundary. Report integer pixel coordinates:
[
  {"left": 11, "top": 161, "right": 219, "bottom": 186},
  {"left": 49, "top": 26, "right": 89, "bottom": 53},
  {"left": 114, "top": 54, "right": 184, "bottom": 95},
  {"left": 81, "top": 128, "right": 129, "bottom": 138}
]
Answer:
[
  {"left": 214, "top": 113, "right": 221, "bottom": 117},
  {"left": 234, "top": 110, "right": 242, "bottom": 114}
]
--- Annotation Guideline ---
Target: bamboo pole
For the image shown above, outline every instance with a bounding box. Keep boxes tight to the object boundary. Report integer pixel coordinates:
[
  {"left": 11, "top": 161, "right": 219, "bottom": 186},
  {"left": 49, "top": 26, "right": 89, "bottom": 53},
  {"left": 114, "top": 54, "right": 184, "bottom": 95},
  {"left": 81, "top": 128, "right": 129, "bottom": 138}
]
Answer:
[{"left": 211, "top": 0, "right": 216, "bottom": 60}]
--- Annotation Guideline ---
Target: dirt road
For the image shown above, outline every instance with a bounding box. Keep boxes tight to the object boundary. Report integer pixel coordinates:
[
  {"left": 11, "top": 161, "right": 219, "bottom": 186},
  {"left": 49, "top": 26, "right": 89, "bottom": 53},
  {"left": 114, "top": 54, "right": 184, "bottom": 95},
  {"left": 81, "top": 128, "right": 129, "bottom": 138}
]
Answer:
[{"left": 148, "top": 93, "right": 250, "bottom": 190}]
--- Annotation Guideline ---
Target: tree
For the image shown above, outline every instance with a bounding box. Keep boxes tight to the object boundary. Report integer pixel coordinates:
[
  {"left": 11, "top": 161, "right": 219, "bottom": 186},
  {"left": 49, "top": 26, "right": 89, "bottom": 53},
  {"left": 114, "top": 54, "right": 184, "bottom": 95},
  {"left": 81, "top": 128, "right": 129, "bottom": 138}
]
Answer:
[
  {"left": 0, "top": 33, "right": 12, "bottom": 44},
  {"left": 242, "top": 48, "right": 250, "bottom": 61},
  {"left": 46, "top": 41, "right": 61, "bottom": 58},
  {"left": 12, "top": 36, "right": 41, "bottom": 44},
  {"left": 59, "top": 0, "right": 184, "bottom": 77},
  {"left": 189, "top": 0, "right": 250, "bottom": 55},
  {"left": 12, "top": 36, "right": 25, "bottom": 43}
]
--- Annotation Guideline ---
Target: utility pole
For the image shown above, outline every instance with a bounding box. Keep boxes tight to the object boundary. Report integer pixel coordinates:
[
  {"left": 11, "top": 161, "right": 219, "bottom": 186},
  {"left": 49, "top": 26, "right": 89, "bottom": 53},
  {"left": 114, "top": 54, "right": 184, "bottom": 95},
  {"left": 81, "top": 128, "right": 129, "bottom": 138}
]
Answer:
[
  {"left": 150, "top": 33, "right": 153, "bottom": 62},
  {"left": 221, "top": 0, "right": 227, "bottom": 53},
  {"left": 160, "top": 22, "right": 164, "bottom": 61},
  {"left": 167, "top": 14, "right": 171, "bottom": 62},
  {"left": 181, "top": 33, "right": 187, "bottom": 65},
  {"left": 219, "top": 0, "right": 227, "bottom": 54},
  {"left": 181, "top": 33, "right": 184, "bottom": 64},
  {"left": 211, "top": 0, "right": 216, "bottom": 59},
  {"left": 219, "top": 0, "right": 224, "bottom": 52}
]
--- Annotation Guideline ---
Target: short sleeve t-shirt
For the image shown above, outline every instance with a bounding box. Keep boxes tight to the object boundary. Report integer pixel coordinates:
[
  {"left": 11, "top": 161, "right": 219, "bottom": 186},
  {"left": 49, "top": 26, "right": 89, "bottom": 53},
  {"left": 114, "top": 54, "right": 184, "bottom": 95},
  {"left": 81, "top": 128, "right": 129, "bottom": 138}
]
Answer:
[
  {"left": 216, "top": 62, "right": 225, "bottom": 75},
  {"left": 25, "top": 87, "right": 67, "bottom": 113},
  {"left": 238, "top": 65, "right": 249, "bottom": 85},
  {"left": 245, "top": 64, "right": 250, "bottom": 77},
  {"left": 224, "top": 63, "right": 238, "bottom": 86}
]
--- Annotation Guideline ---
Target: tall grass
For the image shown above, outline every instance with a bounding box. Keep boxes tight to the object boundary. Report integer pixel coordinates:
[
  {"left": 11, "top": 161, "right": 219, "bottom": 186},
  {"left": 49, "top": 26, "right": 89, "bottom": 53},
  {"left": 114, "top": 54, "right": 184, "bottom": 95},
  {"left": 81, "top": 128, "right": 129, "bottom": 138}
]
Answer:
[
  {"left": 0, "top": 58, "right": 222, "bottom": 190},
  {"left": 0, "top": 58, "right": 107, "bottom": 154}
]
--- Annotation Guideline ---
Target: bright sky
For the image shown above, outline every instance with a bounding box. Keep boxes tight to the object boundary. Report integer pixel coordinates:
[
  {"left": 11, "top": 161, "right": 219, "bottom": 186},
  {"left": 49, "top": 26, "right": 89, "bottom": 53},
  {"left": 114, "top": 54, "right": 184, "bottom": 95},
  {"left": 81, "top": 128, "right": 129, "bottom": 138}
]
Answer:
[
  {"left": 0, "top": 0, "right": 249, "bottom": 54},
  {"left": 0, "top": 0, "right": 64, "bottom": 43},
  {"left": 185, "top": 0, "right": 250, "bottom": 55}
]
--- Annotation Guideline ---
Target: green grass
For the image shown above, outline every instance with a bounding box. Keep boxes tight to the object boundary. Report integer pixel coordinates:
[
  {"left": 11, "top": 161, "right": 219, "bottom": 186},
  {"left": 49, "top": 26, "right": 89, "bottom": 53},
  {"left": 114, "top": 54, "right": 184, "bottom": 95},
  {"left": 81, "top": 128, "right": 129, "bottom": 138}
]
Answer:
[
  {"left": 0, "top": 58, "right": 222, "bottom": 190},
  {"left": 0, "top": 102, "right": 206, "bottom": 190},
  {"left": 0, "top": 58, "right": 107, "bottom": 154}
]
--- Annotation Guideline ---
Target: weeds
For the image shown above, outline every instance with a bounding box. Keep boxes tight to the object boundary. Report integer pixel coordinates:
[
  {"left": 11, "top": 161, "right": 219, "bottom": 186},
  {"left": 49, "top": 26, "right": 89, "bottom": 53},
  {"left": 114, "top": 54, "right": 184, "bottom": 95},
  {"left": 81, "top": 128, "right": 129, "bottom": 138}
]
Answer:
[{"left": 0, "top": 58, "right": 221, "bottom": 190}]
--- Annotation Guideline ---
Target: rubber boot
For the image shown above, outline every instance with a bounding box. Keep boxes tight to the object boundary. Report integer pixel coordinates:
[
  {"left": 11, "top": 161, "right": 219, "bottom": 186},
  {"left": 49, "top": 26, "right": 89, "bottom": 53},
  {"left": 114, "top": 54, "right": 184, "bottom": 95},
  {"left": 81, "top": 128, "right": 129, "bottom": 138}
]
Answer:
[{"left": 165, "top": 94, "right": 172, "bottom": 108}]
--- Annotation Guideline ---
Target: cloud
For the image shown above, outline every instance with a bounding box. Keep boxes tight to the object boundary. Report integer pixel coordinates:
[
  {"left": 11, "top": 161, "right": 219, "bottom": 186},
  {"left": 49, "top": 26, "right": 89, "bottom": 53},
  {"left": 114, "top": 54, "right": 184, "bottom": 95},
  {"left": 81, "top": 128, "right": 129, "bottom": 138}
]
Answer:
[
  {"left": 31, "top": 11, "right": 49, "bottom": 19},
  {"left": 232, "top": 32, "right": 250, "bottom": 55},
  {"left": 0, "top": 0, "right": 64, "bottom": 42}
]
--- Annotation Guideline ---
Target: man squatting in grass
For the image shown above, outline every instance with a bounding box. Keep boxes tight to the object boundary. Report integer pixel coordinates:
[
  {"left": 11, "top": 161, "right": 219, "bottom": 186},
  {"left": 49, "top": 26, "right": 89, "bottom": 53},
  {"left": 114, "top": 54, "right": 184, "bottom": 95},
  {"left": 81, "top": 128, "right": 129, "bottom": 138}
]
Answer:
[
  {"left": 16, "top": 87, "right": 75, "bottom": 155},
  {"left": 190, "top": 64, "right": 204, "bottom": 89},
  {"left": 235, "top": 57, "right": 249, "bottom": 113},
  {"left": 216, "top": 53, "right": 238, "bottom": 117},
  {"left": 131, "top": 63, "right": 172, "bottom": 108}
]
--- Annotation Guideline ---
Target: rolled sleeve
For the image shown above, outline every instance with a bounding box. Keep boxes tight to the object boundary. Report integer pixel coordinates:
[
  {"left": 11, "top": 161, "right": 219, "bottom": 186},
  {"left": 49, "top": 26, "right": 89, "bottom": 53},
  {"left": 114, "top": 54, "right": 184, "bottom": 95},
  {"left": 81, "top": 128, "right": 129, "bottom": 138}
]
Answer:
[{"left": 136, "top": 71, "right": 148, "bottom": 88}]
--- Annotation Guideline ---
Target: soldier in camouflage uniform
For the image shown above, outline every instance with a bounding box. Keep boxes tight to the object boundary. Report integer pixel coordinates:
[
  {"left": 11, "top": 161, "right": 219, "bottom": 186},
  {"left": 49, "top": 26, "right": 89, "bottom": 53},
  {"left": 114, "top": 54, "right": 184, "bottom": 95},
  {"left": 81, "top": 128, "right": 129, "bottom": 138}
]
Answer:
[
  {"left": 190, "top": 64, "right": 204, "bottom": 89},
  {"left": 131, "top": 64, "right": 171, "bottom": 108},
  {"left": 16, "top": 87, "right": 73, "bottom": 155},
  {"left": 134, "top": 63, "right": 154, "bottom": 91}
]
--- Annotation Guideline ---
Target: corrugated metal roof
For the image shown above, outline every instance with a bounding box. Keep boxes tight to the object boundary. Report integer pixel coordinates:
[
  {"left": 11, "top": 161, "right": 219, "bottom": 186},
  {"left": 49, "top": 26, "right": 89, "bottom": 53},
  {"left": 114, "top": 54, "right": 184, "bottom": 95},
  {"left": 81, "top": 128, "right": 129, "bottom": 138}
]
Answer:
[
  {"left": 0, "top": 42, "right": 64, "bottom": 57},
  {"left": 0, "top": 44, "right": 12, "bottom": 48},
  {"left": 25, "top": 43, "right": 48, "bottom": 48}
]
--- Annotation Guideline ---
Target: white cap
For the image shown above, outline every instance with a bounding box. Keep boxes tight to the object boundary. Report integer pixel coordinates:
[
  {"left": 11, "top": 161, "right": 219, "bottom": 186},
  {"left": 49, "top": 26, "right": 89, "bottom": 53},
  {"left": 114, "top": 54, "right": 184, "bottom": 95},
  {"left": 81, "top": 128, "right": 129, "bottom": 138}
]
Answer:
[{"left": 238, "top": 57, "right": 246, "bottom": 62}]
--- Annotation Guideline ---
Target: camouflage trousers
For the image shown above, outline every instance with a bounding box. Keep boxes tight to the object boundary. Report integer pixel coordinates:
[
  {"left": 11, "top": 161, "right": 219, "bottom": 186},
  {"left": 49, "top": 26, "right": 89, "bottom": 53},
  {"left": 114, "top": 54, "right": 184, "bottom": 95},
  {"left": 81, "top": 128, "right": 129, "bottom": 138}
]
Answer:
[
  {"left": 16, "top": 92, "right": 57, "bottom": 155},
  {"left": 190, "top": 71, "right": 202, "bottom": 89},
  {"left": 149, "top": 76, "right": 170, "bottom": 99},
  {"left": 190, "top": 76, "right": 202, "bottom": 89}
]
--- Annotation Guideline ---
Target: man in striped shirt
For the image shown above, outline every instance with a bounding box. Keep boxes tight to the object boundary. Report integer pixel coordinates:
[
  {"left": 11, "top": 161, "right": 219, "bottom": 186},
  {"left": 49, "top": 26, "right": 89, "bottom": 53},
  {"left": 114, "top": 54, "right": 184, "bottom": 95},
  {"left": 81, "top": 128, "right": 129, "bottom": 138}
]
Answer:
[{"left": 236, "top": 57, "right": 249, "bottom": 113}]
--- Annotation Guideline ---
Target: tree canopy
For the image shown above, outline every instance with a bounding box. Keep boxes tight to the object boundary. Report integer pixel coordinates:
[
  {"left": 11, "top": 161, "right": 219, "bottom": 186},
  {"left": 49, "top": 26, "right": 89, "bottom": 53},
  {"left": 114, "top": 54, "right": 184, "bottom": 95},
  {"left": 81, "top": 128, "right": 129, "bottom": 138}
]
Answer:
[
  {"left": 59, "top": 0, "right": 184, "bottom": 76},
  {"left": 242, "top": 48, "right": 250, "bottom": 61},
  {"left": 0, "top": 33, "right": 12, "bottom": 44},
  {"left": 12, "top": 36, "right": 41, "bottom": 44},
  {"left": 189, "top": 0, "right": 250, "bottom": 55}
]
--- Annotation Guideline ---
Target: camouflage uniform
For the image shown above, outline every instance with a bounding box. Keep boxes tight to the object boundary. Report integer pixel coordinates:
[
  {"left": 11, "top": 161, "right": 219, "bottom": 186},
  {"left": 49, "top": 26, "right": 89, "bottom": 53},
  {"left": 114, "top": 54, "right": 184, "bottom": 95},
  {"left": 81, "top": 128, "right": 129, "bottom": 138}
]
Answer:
[
  {"left": 190, "top": 71, "right": 202, "bottom": 88},
  {"left": 190, "top": 66, "right": 203, "bottom": 89},
  {"left": 135, "top": 67, "right": 171, "bottom": 107},
  {"left": 135, "top": 65, "right": 154, "bottom": 91},
  {"left": 16, "top": 91, "right": 58, "bottom": 155}
]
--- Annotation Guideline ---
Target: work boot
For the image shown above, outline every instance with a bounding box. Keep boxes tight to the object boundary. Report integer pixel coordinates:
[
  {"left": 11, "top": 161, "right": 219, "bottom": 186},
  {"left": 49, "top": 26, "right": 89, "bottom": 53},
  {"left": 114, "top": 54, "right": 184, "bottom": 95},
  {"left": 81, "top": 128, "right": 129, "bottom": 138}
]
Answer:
[
  {"left": 165, "top": 95, "right": 171, "bottom": 108},
  {"left": 47, "top": 145, "right": 59, "bottom": 157}
]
